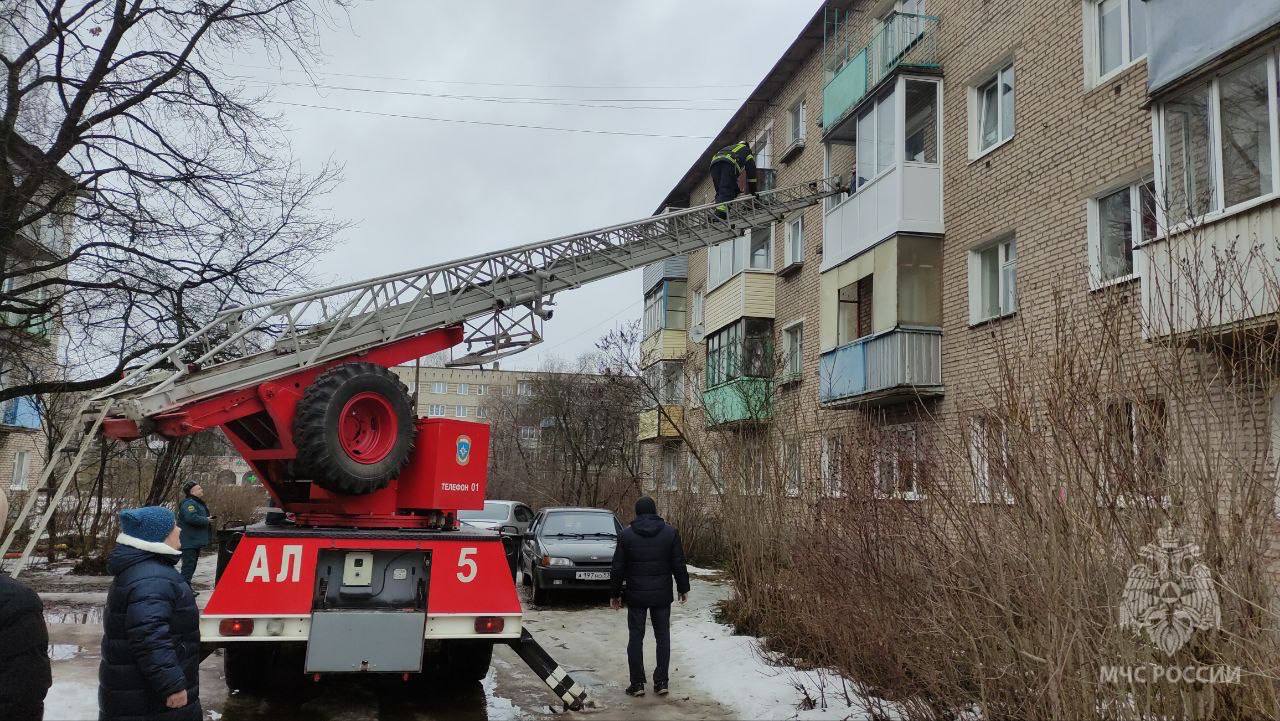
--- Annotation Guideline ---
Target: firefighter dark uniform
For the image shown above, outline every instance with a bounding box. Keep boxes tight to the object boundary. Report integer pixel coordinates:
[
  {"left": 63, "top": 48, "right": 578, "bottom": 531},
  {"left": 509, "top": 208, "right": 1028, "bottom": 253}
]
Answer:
[{"left": 709, "top": 141, "right": 758, "bottom": 217}]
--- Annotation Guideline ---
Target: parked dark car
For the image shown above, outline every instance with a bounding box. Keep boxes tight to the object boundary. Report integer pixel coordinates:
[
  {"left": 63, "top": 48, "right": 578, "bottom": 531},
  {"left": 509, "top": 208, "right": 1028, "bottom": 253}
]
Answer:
[{"left": 519, "top": 507, "right": 621, "bottom": 605}]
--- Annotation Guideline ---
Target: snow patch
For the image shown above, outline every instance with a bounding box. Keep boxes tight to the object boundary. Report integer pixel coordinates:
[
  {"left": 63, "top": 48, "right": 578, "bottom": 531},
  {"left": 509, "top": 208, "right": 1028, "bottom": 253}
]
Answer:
[
  {"left": 45, "top": 678, "right": 99, "bottom": 720},
  {"left": 674, "top": 614, "right": 895, "bottom": 720}
]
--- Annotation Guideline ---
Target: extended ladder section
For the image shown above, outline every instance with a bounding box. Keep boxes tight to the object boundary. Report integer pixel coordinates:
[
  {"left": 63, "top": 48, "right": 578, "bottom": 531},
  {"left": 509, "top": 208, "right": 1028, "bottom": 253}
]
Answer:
[{"left": 91, "top": 178, "right": 843, "bottom": 421}]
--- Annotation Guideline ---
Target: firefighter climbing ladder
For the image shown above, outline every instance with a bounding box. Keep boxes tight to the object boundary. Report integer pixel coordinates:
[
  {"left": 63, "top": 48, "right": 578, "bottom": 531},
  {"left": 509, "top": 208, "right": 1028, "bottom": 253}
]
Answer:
[{"left": 0, "top": 177, "right": 844, "bottom": 575}]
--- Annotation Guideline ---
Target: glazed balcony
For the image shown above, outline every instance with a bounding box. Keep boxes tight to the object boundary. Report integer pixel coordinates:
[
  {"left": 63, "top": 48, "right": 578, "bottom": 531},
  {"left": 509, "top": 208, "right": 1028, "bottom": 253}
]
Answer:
[{"left": 819, "top": 326, "right": 942, "bottom": 407}]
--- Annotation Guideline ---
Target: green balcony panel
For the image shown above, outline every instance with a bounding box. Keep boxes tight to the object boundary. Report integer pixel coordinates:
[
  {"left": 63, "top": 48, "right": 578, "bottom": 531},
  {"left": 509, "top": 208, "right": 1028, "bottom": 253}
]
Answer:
[
  {"left": 823, "top": 50, "right": 868, "bottom": 129},
  {"left": 703, "top": 377, "right": 772, "bottom": 426}
]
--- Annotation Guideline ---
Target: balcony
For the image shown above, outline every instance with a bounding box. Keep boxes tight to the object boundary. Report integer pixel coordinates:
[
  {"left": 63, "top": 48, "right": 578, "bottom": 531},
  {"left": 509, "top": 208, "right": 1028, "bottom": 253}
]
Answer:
[
  {"left": 641, "top": 329, "right": 686, "bottom": 366},
  {"left": 822, "top": 76, "right": 943, "bottom": 270},
  {"left": 822, "top": 12, "right": 940, "bottom": 139},
  {"left": 638, "top": 405, "right": 684, "bottom": 443},
  {"left": 703, "top": 377, "right": 771, "bottom": 427},
  {"left": 0, "top": 396, "right": 41, "bottom": 431},
  {"left": 12, "top": 210, "right": 71, "bottom": 258},
  {"left": 1140, "top": 200, "right": 1280, "bottom": 338},
  {"left": 819, "top": 326, "right": 942, "bottom": 407}
]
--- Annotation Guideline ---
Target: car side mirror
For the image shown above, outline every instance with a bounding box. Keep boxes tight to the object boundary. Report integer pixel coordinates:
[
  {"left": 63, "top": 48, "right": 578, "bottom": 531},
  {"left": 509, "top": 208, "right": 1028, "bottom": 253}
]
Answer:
[
  {"left": 522, "top": 531, "right": 535, "bottom": 541},
  {"left": 499, "top": 525, "right": 518, "bottom": 535}
]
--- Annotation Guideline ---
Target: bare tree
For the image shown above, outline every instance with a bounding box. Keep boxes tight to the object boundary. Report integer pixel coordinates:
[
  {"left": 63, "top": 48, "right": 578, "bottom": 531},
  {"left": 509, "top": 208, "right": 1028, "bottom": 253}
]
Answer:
[{"left": 0, "top": 0, "right": 348, "bottom": 404}]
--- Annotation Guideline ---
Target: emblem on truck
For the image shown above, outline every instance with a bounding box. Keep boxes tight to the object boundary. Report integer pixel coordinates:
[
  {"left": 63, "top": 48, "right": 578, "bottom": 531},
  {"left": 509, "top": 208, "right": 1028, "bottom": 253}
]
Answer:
[{"left": 456, "top": 434, "right": 472, "bottom": 466}]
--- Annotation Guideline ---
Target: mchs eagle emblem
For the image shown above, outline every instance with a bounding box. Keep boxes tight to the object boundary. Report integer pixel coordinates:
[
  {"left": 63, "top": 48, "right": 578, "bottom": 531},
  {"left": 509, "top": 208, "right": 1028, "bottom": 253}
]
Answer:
[{"left": 1119, "top": 525, "right": 1221, "bottom": 656}]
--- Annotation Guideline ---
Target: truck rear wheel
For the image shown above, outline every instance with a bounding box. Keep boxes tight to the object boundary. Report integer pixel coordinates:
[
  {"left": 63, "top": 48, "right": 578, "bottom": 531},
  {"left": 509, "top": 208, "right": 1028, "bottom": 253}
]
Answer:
[
  {"left": 444, "top": 640, "right": 494, "bottom": 682},
  {"left": 293, "top": 362, "right": 414, "bottom": 495}
]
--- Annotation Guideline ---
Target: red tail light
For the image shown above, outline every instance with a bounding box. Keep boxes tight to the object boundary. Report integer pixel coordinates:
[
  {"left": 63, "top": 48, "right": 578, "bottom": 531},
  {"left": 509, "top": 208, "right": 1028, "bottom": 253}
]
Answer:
[
  {"left": 474, "top": 616, "right": 505, "bottom": 634},
  {"left": 219, "top": 618, "right": 254, "bottom": 637}
]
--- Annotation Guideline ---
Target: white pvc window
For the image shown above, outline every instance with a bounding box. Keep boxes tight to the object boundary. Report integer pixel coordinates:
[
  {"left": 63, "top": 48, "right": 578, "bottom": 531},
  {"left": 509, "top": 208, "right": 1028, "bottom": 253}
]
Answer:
[
  {"left": 783, "top": 437, "right": 803, "bottom": 497},
  {"left": 431, "top": 381, "right": 445, "bottom": 394},
  {"left": 973, "top": 64, "right": 1015, "bottom": 155},
  {"left": 455, "top": 405, "right": 467, "bottom": 418},
  {"left": 10, "top": 450, "right": 29, "bottom": 491},
  {"left": 789, "top": 99, "right": 806, "bottom": 144},
  {"left": 968, "top": 417, "right": 1012, "bottom": 503},
  {"left": 1156, "top": 51, "right": 1280, "bottom": 225},
  {"left": 1087, "top": 0, "right": 1148, "bottom": 84},
  {"left": 968, "top": 237, "right": 1016, "bottom": 323},
  {"left": 785, "top": 215, "right": 804, "bottom": 266},
  {"left": 428, "top": 404, "right": 446, "bottom": 417},
  {"left": 457, "top": 383, "right": 469, "bottom": 395},
  {"left": 708, "top": 230, "right": 772, "bottom": 289},
  {"left": 784, "top": 322, "right": 803, "bottom": 377},
  {"left": 854, "top": 87, "right": 897, "bottom": 190},
  {"left": 1087, "top": 180, "right": 1156, "bottom": 286}
]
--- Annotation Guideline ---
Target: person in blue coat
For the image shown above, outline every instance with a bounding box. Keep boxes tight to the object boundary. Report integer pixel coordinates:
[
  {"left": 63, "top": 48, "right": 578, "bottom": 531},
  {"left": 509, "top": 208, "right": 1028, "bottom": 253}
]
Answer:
[
  {"left": 609, "top": 495, "right": 691, "bottom": 698},
  {"left": 176, "top": 481, "right": 211, "bottom": 584},
  {"left": 99, "top": 506, "right": 202, "bottom": 721}
]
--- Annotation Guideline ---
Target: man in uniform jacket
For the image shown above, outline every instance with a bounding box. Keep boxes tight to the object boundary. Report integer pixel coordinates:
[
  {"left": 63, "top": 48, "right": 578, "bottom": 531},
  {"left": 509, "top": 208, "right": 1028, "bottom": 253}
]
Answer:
[
  {"left": 0, "top": 490, "right": 52, "bottom": 720},
  {"left": 176, "top": 481, "right": 211, "bottom": 583},
  {"left": 99, "top": 506, "right": 201, "bottom": 721},
  {"left": 609, "top": 495, "right": 691, "bottom": 698}
]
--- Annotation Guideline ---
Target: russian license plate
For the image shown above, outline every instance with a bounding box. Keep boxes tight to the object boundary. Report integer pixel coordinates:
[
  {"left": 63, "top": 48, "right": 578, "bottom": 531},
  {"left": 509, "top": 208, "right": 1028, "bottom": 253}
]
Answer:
[{"left": 575, "top": 571, "right": 609, "bottom": 581}]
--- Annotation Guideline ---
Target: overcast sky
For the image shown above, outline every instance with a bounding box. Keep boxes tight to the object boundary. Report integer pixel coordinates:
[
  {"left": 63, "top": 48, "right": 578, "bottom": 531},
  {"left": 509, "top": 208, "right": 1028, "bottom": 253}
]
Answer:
[{"left": 238, "top": 0, "right": 818, "bottom": 369}]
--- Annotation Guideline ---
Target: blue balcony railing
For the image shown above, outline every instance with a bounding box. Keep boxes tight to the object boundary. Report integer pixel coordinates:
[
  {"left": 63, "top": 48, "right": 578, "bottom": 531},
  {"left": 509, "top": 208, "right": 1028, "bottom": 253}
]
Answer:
[
  {"left": 819, "top": 326, "right": 942, "bottom": 405},
  {"left": 822, "top": 12, "right": 940, "bottom": 132}
]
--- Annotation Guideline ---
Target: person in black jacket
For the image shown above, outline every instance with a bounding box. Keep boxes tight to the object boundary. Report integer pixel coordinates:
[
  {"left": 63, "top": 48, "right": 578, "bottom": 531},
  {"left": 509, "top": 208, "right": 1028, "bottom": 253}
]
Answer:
[
  {"left": 609, "top": 495, "right": 690, "bottom": 698},
  {"left": 99, "top": 506, "right": 202, "bottom": 721},
  {"left": 709, "top": 140, "right": 758, "bottom": 219},
  {"left": 0, "top": 490, "right": 52, "bottom": 721}
]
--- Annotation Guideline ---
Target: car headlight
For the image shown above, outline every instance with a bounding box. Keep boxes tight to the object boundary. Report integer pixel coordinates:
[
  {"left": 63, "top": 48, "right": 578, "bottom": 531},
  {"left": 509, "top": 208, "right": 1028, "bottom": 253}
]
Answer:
[{"left": 541, "top": 556, "right": 573, "bottom": 567}]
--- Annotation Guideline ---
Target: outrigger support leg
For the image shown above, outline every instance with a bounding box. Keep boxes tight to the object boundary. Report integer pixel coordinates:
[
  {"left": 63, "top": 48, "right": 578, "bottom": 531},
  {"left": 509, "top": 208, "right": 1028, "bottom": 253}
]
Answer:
[{"left": 504, "top": 629, "right": 588, "bottom": 711}]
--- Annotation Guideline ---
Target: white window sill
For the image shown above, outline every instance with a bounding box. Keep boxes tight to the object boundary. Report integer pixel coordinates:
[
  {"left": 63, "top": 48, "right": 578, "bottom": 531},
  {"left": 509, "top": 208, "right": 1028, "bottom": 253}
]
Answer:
[
  {"left": 1088, "top": 272, "right": 1138, "bottom": 293},
  {"left": 778, "top": 372, "right": 803, "bottom": 387},
  {"left": 1088, "top": 56, "right": 1146, "bottom": 90},
  {"left": 967, "top": 310, "right": 1017, "bottom": 328},
  {"left": 875, "top": 491, "right": 924, "bottom": 502},
  {"left": 969, "top": 134, "right": 1015, "bottom": 163},
  {"left": 779, "top": 259, "right": 804, "bottom": 276}
]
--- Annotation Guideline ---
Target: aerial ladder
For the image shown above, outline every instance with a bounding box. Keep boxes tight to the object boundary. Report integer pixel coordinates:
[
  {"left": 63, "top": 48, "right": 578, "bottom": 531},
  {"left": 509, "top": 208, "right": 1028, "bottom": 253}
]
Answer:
[{"left": 0, "top": 178, "right": 843, "bottom": 707}]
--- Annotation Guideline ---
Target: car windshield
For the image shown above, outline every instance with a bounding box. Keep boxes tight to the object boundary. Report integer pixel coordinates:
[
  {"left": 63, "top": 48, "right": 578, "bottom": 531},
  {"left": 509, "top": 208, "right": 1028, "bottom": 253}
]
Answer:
[
  {"left": 541, "top": 512, "right": 617, "bottom": 537},
  {"left": 458, "top": 501, "right": 508, "bottom": 521}
]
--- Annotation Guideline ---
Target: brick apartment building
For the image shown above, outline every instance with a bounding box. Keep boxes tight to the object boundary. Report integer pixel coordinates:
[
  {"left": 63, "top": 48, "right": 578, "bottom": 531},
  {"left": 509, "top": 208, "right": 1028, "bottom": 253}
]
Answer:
[{"left": 637, "top": 0, "right": 1280, "bottom": 500}]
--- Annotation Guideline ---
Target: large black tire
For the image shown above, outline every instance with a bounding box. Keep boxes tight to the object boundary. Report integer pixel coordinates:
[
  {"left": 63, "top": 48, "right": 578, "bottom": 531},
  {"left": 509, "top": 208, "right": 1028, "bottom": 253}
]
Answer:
[
  {"left": 443, "top": 640, "right": 494, "bottom": 682},
  {"left": 224, "top": 644, "right": 273, "bottom": 693},
  {"left": 531, "top": 571, "right": 550, "bottom": 606},
  {"left": 293, "top": 362, "right": 414, "bottom": 495}
]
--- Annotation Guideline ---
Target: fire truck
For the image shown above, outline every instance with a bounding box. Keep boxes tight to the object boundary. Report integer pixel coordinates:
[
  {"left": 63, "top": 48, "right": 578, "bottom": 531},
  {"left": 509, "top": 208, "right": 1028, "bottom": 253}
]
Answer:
[{"left": 0, "top": 179, "right": 841, "bottom": 708}]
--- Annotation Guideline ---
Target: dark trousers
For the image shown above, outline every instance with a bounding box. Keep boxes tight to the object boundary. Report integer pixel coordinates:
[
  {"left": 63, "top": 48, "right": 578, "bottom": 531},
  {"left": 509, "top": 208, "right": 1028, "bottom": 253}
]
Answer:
[
  {"left": 180, "top": 548, "right": 200, "bottom": 583},
  {"left": 626, "top": 603, "right": 671, "bottom": 685},
  {"left": 710, "top": 160, "right": 740, "bottom": 207}
]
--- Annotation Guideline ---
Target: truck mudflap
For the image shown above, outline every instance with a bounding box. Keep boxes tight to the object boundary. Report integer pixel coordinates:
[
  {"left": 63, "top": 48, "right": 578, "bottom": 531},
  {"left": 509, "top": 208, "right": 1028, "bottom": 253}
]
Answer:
[{"left": 504, "top": 629, "right": 588, "bottom": 711}]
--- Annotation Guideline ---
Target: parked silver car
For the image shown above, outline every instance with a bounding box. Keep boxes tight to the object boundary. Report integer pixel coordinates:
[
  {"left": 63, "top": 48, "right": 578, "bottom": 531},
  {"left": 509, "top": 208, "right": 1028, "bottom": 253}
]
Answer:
[{"left": 458, "top": 499, "right": 535, "bottom": 535}]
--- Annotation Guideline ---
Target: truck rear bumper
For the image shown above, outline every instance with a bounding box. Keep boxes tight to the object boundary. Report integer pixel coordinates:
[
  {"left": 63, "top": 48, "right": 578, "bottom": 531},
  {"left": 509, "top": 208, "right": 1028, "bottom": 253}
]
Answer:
[{"left": 201, "top": 612, "right": 523, "bottom": 642}]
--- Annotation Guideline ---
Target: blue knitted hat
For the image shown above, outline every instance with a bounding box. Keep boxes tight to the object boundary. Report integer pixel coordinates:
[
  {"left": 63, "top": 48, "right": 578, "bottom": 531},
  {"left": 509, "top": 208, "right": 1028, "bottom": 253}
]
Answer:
[{"left": 119, "top": 506, "right": 176, "bottom": 544}]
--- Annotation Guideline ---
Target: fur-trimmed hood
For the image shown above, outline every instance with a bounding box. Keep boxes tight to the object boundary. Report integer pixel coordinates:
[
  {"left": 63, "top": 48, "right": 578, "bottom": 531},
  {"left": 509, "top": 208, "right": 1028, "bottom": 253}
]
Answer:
[{"left": 109, "top": 533, "right": 181, "bottom": 577}]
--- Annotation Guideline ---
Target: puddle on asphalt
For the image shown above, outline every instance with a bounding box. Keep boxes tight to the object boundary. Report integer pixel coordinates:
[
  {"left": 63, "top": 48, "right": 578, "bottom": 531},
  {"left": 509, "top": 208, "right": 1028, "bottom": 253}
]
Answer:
[{"left": 45, "top": 605, "right": 104, "bottom": 624}]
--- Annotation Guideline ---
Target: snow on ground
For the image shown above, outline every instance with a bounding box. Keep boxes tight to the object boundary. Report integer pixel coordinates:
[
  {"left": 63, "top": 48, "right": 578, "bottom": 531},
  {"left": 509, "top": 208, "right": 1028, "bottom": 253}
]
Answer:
[{"left": 674, "top": 570, "right": 893, "bottom": 721}]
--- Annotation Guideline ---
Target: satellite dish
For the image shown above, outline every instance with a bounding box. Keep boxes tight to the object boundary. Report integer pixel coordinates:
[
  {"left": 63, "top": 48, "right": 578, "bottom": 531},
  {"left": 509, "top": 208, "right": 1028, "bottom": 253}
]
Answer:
[{"left": 689, "top": 324, "right": 705, "bottom": 343}]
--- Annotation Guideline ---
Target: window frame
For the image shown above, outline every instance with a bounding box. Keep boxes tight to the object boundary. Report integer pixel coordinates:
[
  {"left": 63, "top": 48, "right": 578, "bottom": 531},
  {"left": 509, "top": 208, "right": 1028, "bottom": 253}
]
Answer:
[
  {"left": 1153, "top": 49, "right": 1280, "bottom": 231},
  {"left": 968, "top": 416, "right": 1013, "bottom": 504},
  {"left": 967, "top": 236, "right": 1017, "bottom": 324},
  {"left": 1087, "top": 178, "right": 1156, "bottom": 288},
  {"left": 428, "top": 404, "right": 446, "bottom": 417},
  {"left": 784, "top": 214, "right": 805, "bottom": 269},
  {"left": 820, "top": 435, "right": 845, "bottom": 498},
  {"left": 10, "top": 449, "right": 29, "bottom": 491},
  {"left": 783, "top": 436, "right": 803, "bottom": 498},
  {"left": 431, "top": 381, "right": 445, "bottom": 394},
  {"left": 782, "top": 320, "right": 804, "bottom": 380},
  {"left": 874, "top": 425, "right": 921, "bottom": 500},
  {"left": 788, "top": 98, "right": 807, "bottom": 145},
  {"left": 853, "top": 87, "right": 898, "bottom": 192},
  {"left": 1084, "top": 0, "right": 1148, "bottom": 87},
  {"left": 969, "top": 62, "right": 1016, "bottom": 158},
  {"left": 455, "top": 405, "right": 467, "bottom": 418}
]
